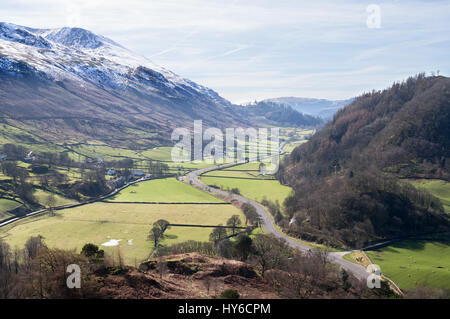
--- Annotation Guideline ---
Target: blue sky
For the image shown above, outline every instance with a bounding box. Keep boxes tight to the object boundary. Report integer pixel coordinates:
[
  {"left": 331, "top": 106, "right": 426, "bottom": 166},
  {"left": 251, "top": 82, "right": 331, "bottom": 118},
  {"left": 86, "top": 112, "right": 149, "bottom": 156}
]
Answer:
[{"left": 1, "top": 0, "right": 449, "bottom": 103}]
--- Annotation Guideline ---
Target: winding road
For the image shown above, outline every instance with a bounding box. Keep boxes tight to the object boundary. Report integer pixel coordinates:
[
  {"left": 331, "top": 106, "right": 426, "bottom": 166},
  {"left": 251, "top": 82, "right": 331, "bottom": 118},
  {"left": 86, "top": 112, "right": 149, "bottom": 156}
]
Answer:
[
  {"left": 185, "top": 162, "right": 371, "bottom": 282},
  {"left": 0, "top": 159, "right": 370, "bottom": 282}
]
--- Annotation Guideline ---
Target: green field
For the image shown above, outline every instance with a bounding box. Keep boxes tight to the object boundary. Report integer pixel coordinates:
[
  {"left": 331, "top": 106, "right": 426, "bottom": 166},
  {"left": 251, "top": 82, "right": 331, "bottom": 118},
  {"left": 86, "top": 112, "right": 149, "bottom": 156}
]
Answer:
[
  {"left": 0, "top": 202, "right": 244, "bottom": 265},
  {"left": 0, "top": 198, "right": 22, "bottom": 221},
  {"left": 365, "top": 234, "right": 450, "bottom": 291},
  {"left": 33, "top": 189, "right": 78, "bottom": 207},
  {"left": 283, "top": 140, "right": 307, "bottom": 153},
  {"left": 405, "top": 179, "right": 450, "bottom": 213},
  {"left": 201, "top": 162, "right": 293, "bottom": 205},
  {"left": 107, "top": 178, "right": 225, "bottom": 203}
]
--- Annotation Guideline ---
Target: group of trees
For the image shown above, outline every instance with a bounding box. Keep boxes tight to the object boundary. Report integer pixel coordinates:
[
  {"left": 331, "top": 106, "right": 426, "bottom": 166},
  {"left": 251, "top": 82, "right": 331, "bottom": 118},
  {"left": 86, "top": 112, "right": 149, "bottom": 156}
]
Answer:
[
  {"left": 0, "top": 236, "right": 102, "bottom": 298},
  {"left": 1, "top": 144, "right": 28, "bottom": 160},
  {"left": 0, "top": 161, "right": 36, "bottom": 205},
  {"left": 1, "top": 143, "right": 75, "bottom": 169},
  {"left": 66, "top": 168, "right": 107, "bottom": 198},
  {"left": 260, "top": 199, "right": 283, "bottom": 224},
  {"left": 209, "top": 215, "right": 247, "bottom": 244},
  {"left": 146, "top": 160, "right": 170, "bottom": 178},
  {"left": 241, "top": 203, "right": 261, "bottom": 226},
  {"left": 278, "top": 170, "right": 449, "bottom": 248}
]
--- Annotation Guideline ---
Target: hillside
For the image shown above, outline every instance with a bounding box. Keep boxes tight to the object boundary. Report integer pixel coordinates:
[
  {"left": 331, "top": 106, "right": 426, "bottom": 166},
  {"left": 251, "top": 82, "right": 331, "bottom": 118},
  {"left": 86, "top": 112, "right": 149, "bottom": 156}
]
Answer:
[
  {"left": 232, "top": 101, "right": 323, "bottom": 127},
  {"left": 0, "top": 234, "right": 374, "bottom": 299},
  {"left": 277, "top": 75, "right": 450, "bottom": 248},
  {"left": 263, "top": 97, "right": 354, "bottom": 120},
  {"left": 0, "top": 23, "right": 245, "bottom": 149}
]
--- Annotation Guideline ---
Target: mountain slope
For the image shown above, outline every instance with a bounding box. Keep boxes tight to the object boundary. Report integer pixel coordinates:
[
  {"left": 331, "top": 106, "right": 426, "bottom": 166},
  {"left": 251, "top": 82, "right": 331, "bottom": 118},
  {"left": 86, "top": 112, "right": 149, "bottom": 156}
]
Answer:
[
  {"left": 0, "top": 22, "right": 244, "bottom": 147},
  {"left": 276, "top": 75, "right": 450, "bottom": 248},
  {"left": 231, "top": 101, "right": 323, "bottom": 127},
  {"left": 263, "top": 97, "right": 354, "bottom": 120}
]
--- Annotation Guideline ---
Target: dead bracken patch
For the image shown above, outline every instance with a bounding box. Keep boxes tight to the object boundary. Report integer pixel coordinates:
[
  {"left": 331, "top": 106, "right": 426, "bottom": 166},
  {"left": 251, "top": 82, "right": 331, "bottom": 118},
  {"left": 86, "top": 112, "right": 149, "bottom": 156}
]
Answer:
[{"left": 97, "top": 253, "right": 277, "bottom": 299}]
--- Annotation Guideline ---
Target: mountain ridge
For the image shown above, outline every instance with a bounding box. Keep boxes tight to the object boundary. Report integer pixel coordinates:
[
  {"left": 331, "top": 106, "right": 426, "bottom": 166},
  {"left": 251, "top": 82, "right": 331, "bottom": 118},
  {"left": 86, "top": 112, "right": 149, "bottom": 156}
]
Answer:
[{"left": 0, "top": 22, "right": 244, "bottom": 148}]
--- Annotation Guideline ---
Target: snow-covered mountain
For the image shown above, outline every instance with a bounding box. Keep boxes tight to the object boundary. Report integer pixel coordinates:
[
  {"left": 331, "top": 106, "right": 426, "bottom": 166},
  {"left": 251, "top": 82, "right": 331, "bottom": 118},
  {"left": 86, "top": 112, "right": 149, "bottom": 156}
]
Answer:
[
  {"left": 0, "top": 22, "right": 227, "bottom": 104},
  {"left": 0, "top": 22, "right": 242, "bottom": 146}
]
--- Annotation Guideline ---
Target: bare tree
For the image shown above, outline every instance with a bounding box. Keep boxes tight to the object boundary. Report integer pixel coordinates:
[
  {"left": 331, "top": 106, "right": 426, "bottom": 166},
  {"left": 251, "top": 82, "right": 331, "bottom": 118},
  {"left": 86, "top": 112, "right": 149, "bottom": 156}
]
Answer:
[
  {"left": 203, "top": 276, "right": 212, "bottom": 295},
  {"left": 157, "top": 257, "right": 168, "bottom": 279},
  {"left": 45, "top": 193, "right": 57, "bottom": 216},
  {"left": 252, "top": 234, "right": 290, "bottom": 277}
]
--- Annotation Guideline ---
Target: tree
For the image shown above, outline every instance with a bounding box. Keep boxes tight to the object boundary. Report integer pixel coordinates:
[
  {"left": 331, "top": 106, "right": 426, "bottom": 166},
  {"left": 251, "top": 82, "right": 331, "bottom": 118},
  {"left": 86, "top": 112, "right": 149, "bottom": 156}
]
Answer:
[
  {"left": 203, "top": 276, "right": 212, "bottom": 295},
  {"left": 226, "top": 215, "right": 242, "bottom": 235},
  {"left": 154, "top": 219, "right": 170, "bottom": 233},
  {"left": 157, "top": 257, "right": 168, "bottom": 279},
  {"left": 274, "top": 211, "right": 283, "bottom": 224},
  {"left": 0, "top": 239, "right": 11, "bottom": 270},
  {"left": 340, "top": 268, "right": 351, "bottom": 292},
  {"left": 230, "top": 188, "right": 240, "bottom": 195},
  {"left": 241, "top": 203, "right": 259, "bottom": 225},
  {"left": 233, "top": 234, "right": 252, "bottom": 261},
  {"left": 252, "top": 234, "right": 290, "bottom": 277},
  {"left": 148, "top": 227, "right": 163, "bottom": 247},
  {"left": 1, "top": 144, "right": 27, "bottom": 160},
  {"left": 148, "top": 220, "right": 170, "bottom": 248},
  {"left": 15, "top": 182, "right": 35, "bottom": 204},
  {"left": 24, "top": 236, "right": 46, "bottom": 260},
  {"left": 209, "top": 225, "right": 227, "bottom": 243},
  {"left": 80, "top": 243, "right": 104, "bottom": 260},
  {"left": 45, "top": 193, "right": 56, "bottom": 216}
]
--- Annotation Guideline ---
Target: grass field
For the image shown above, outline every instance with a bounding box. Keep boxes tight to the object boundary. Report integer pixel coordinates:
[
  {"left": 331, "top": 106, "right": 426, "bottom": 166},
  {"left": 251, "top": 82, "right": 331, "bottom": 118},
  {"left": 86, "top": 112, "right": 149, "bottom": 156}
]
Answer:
[
  {"left": 33, "top": 189, "right": 78, "bottom": 207},
  {"left": 201, "top": 162, "right": 293, "bottom": 205},
  {"left": 282, "top": 140, "right": 307, "bottom": 153},
  {"left": 0, "top": 202, "right": 244, "bottom": 265},
  {"left": 0, "top": 198, "right": 22, "bottom": 221},
  {"left": 140, "top": 147, "right": 173, "bottom": 161},
  {"left": 405, "top": 179, "right": 450, "bottom": 213},
  {"left": 365, "top": 234, "right": 450, "bottom": 291},
  {"left": 343, "top": 251, "right": 372, "bottom": 268},
  {"left": 107, "top": 178, "right": 226, "bottom": 203}
]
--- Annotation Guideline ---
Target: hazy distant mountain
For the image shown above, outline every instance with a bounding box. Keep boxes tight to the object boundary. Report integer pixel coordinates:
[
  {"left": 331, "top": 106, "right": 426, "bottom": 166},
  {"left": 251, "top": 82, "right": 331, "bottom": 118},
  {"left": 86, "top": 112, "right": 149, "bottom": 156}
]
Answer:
[
  {"left": 262, "top": 97, "right": 355, "bottom": 120},
  {"left": 0, "top": 22, "right": 245, "bottom": 147},
  {"left": 233, "top": 101, "right": 323, "bottom": 127}
]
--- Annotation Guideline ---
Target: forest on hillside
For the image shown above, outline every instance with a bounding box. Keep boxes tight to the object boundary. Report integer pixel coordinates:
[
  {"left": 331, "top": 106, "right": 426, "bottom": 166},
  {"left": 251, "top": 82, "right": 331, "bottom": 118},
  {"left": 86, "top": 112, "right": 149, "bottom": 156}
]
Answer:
[{"left": 276, "top": 75, "right": 450, "bottom": 248}]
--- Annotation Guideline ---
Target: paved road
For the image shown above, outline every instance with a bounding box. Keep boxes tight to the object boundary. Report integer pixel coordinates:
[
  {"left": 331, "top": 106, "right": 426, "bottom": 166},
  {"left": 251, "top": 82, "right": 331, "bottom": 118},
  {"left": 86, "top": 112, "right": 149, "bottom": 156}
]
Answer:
[{"left": 185, "top": 162, "right": 370, "bottom": 282}]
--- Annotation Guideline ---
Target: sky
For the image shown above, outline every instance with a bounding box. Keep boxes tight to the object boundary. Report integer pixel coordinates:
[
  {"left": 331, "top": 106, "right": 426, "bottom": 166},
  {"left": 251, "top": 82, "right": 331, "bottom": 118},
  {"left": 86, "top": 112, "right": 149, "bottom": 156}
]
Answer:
[{"left": 1, "top": 0, "right": 450, "bottom": 104}]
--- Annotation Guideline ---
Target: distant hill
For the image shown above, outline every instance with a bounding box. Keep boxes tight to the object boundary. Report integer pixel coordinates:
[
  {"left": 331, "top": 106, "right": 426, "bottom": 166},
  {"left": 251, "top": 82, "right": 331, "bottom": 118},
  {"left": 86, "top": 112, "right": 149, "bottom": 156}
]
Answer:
[
  {"left": 232, "top": 101, "right": 323, "bottom": 127},
  {"left": 276, "top": 75, "right": 450, "bottom": 248},
  {"left": 262, "top": 97, "right": 354, "bottom": 120}
]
